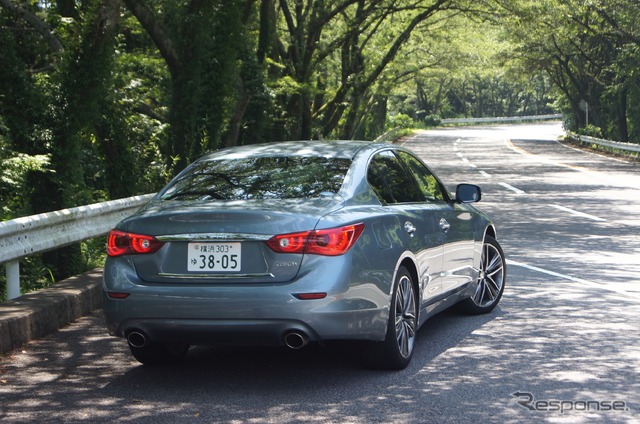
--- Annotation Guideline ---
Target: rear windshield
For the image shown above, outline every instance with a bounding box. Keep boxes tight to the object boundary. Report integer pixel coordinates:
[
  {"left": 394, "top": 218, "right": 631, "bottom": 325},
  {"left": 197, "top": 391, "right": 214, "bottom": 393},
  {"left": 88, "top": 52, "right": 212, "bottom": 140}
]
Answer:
[{"left": 159, "top": 156, "right": 351, "bottom": 201}]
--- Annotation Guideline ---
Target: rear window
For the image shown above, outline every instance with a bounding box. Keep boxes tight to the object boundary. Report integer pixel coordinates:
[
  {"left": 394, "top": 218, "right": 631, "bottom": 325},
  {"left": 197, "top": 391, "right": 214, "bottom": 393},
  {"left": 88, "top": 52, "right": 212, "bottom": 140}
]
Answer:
[{"left": 159, "top": 157, "right": 351, "bottom": 201}]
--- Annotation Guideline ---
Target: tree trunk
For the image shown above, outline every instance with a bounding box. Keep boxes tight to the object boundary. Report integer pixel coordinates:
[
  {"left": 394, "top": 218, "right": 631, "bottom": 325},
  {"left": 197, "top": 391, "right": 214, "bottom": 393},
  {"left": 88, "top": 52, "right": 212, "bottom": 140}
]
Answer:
[
  {"left": 616, "top": 88, "right": 629, "bottom": 142},
  {"left": 226, "top": 84, "right": 250, "bottom": 147}
]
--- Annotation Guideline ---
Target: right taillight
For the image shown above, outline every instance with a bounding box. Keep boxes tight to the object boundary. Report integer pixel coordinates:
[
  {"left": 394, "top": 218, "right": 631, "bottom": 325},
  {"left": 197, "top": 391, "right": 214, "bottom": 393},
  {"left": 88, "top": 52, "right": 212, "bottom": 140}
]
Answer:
[
  {"left": 107, "top": 230, "right": 164, "bottom": 257},
  {"left": 266, "top": 223, "right": 364, "bottom": 256}
]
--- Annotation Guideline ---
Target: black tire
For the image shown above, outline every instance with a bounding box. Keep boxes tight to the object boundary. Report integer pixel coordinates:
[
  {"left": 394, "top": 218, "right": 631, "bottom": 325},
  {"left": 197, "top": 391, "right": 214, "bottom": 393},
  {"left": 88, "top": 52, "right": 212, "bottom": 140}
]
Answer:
[
  {"left": 364, "top": 266, "right": 417, "bottom": 370},
  {"left": 129, "top": 341, "right": 190, "bottom": 366},
  {"left": 459, "top": 235, "right": 506, "bottom": 314}
]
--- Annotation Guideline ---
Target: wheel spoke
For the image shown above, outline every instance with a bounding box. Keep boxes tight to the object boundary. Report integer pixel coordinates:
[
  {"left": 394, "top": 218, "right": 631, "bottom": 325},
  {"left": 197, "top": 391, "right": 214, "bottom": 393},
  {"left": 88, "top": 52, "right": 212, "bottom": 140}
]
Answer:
[
  {"left": 485, "top": 275, "right": 500, "bottom": 293},
  {"left": 486, "top": 254, "right": 502, "bottom": 274},
  {"left": 487, "top": 264, "right": 503, "bottom": 278},
  {"left": 473, "top": 280, "right": 486, "bottom": 304}
]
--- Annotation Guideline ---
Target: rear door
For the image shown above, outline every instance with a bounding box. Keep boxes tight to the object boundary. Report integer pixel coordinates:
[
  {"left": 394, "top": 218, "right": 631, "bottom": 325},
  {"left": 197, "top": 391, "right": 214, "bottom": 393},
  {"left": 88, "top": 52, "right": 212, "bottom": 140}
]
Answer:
[
  {"left": 366, "top": 150, "right": 445, "bottom": 305},
  {"left": 396, "top": 151, "right": 477, "bottom": 293}
]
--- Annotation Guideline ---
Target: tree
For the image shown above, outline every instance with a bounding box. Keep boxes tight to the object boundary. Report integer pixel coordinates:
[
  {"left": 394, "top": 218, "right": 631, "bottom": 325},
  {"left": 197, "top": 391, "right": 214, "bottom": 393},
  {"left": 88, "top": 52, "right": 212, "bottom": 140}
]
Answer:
[
  {"left": 259, "top": 0, "right": 463, "bottom": 140},
  {"left": 498, "top": 0, "right": 640, "bottom": 142},
  {"left": 123, "top": 0, "right": 246, "bottom": 173}
]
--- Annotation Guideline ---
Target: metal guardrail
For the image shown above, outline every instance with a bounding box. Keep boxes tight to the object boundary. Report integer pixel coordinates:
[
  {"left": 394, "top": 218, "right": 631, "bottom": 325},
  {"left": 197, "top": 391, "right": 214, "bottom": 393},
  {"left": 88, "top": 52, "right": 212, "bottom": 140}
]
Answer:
[
  {"left": 0, "top": 194, "right": 154, "bottom": 300},
  {"left": 570, "top": 133, "right": 640, "bottom": 154},
  {"left": 441, "top": 114, "right": 562, "bottom": 124},
  {"left": 373, "top": 127, "right": 404, "bottom": 143}
]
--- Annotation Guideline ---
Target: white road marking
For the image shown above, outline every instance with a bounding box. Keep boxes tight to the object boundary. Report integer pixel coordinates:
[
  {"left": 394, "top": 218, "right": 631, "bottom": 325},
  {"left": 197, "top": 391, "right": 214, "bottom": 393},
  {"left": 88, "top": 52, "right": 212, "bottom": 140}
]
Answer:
[
  {"left": 549, "top": 204, "right": 607, "bottom": 222},
  {"left": 479, "top": 171, "right": 492, "bottom": 178},
  {"left": 509, "top": 260, "right": 640, "bottom": 300},
  {"left": 499, "top": 182, "right": 525, "bottom": 194},
  {"left": 456, "top": 152, "right": 464, "bottom": 158},
  {"left": 462, "top": 158, "right": 469, "bottom": 164}
]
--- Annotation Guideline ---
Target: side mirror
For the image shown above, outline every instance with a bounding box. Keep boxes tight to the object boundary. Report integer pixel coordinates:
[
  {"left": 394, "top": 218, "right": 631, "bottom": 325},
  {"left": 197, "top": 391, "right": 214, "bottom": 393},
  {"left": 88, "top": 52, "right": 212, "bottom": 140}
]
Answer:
[{"left": 455, "top": 184, "right": 482, "bottom": 203}]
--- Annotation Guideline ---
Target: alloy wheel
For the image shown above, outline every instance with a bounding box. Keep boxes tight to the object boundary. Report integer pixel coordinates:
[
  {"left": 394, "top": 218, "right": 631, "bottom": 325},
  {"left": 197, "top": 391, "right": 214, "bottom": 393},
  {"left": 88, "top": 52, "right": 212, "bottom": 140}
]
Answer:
[
  {"left": 395, "top": 275, "right": 417, "bottom": 358},
  {"left": 473, "top": 241, "right": 505, "bottom": 307}
]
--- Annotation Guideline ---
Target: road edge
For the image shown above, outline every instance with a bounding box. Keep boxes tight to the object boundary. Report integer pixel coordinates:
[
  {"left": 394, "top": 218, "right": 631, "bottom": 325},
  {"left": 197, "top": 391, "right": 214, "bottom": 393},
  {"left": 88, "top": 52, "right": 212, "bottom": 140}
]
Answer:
[{"left": 0, "top": 268, "right": 103, "bottom": 355}]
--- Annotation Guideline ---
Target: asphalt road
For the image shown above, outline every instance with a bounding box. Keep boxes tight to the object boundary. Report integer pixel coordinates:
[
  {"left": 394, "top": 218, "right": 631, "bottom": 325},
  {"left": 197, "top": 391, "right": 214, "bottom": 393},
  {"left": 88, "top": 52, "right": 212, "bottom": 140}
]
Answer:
[{"left": 1, "top": 122, "right": 639, "bottom": 423}]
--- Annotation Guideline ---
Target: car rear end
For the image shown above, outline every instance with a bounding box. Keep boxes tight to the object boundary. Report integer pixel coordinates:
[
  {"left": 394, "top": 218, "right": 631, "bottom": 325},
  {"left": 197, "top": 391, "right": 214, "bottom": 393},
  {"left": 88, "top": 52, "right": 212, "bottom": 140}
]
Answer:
[{"left": 102, "top": 142, "right": 389, "bottom": 349}]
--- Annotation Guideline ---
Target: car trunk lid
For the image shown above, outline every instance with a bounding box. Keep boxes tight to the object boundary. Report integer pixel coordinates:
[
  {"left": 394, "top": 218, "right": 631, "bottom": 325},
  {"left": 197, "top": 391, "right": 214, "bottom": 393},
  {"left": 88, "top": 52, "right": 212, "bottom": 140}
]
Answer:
[{"left": 124, "top": 197, "right": 343, "bottom": 284}]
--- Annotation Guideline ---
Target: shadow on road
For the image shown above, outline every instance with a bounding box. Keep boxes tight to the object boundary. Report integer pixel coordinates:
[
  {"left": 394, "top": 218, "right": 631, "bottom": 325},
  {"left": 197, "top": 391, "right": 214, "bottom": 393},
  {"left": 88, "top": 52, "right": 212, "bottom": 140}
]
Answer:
[{"left": 0, "top": 307, "right": 498, "bottom": 423}]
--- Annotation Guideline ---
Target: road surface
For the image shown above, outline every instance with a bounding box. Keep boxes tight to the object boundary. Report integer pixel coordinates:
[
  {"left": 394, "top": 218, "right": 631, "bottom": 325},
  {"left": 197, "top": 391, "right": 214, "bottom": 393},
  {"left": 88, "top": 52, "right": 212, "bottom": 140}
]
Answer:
[{"left": 1, "top": 122, "right": 638, "bottom": 423}]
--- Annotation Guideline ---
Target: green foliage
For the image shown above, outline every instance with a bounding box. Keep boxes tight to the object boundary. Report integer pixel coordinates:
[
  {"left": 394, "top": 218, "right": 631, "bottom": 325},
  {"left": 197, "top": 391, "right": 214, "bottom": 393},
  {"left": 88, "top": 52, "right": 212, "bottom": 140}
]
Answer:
[
  {"left": 387, "top": 113, "right": 416, "bottom": 130},
  {"left": 423, "top": 115, "right": 442, "bottom": 127},
  {"left": 499, "top": 0, "right": 640, "bottom": 143},
  {"left": 577, "top": 124, "right": 604, "bottom": 139},
  {"left": 2, "top": 0, "right": 640, "bottom": 298},
  {"left": 383, "top": 12, "right": 557, "bottom": 124},
  {"left": 0, "top": 149, "right": 52, "bottom": 220}
]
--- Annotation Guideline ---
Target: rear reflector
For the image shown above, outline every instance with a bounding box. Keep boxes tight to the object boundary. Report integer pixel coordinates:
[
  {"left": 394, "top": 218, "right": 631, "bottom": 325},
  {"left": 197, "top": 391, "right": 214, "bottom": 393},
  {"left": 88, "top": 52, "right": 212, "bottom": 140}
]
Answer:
[
  {"left": 266, "top": 223, "right": 364, "bottom": 256},
  {"left": 293, "top": 293, "right": 327, "bottom": 300},
  {"left": 107, "top": 292, "right": 130, "bottom": 299}
]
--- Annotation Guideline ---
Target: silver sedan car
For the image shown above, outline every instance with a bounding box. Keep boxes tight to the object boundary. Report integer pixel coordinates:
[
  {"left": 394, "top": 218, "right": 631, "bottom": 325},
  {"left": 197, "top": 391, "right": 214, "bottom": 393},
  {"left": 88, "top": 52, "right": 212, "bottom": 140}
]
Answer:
[{"left": 103, "top": 140, "right": 505, "bottom": 369}]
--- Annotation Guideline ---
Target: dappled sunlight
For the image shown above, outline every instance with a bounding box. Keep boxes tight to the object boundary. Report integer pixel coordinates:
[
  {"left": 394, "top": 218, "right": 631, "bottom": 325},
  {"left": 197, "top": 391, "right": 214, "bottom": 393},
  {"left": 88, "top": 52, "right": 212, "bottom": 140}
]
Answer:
[
  {"left": 1, "top": 123, "right": 638, "bottom": 422},
  {"left": 2, "top": 266, "right": 639, "bottom": 423}
]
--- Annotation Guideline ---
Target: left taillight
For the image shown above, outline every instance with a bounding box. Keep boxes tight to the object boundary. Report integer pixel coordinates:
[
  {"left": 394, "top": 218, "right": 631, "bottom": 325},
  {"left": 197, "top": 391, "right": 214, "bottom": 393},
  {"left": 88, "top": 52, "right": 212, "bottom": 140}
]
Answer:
[
  {"left": 107, "top": 230, "right": 164, "bottom": 257},
  {"left": 266, "top": 223, "right": 364, "bottom": 256}
]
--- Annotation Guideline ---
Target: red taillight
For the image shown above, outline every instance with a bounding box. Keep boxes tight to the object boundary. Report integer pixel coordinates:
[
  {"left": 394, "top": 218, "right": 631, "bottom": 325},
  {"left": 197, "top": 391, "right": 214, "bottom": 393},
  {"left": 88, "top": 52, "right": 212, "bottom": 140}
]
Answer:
[
  {"left": 266, "top": 223, "right": 364, "bottom": 256},
  {"left": 107, "top": 230, "right": 164, "bottom": 257},
  {"left": 266, "top": 230, "right": 311, "bottom": 254}
]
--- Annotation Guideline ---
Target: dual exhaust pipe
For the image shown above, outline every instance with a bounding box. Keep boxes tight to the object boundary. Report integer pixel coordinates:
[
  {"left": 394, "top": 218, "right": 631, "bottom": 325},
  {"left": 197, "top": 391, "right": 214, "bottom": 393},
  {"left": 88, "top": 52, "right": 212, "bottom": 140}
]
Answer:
[{"left": 127, "top": 329, "right": 309, "bottom": 350}]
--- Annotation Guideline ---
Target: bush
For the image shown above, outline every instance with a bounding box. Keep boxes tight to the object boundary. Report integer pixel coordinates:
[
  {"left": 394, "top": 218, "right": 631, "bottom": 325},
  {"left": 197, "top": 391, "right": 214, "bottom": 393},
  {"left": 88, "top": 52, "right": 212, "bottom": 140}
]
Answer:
[
  {"left": 577, "top": 124, "right": 603, "bottom": 138},
  {"left": 387, "top": 113, "right": 415, "bottom": 130},
  {"left": 423, "top": 114, "right": 442, "bottom": 127}
]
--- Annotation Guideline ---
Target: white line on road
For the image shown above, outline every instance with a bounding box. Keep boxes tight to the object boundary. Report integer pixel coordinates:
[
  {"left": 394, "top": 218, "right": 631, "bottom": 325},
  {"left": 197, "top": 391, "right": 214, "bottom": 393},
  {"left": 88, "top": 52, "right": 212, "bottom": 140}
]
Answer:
[
  {"left": 509, "top": 260, "right": 640, "bottom": 300},
  {"left": 499, "top": 182, "right": 525, "bottom": 194},
  {"left": 549, "top": 204, "right": 607, "bottom": 222},
  {"left": 456, "top": 152, "right": 464, "bottom": 158},
  {"left": 479, "top": 171, "right": 492, "bottom": 178}
]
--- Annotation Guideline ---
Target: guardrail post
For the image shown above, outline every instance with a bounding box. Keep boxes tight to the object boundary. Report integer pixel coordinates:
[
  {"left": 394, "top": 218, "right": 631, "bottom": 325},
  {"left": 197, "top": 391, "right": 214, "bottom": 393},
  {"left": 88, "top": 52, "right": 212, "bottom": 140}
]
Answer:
[{"left": 6, "top": 260, "right": 20, "bottom": 300}]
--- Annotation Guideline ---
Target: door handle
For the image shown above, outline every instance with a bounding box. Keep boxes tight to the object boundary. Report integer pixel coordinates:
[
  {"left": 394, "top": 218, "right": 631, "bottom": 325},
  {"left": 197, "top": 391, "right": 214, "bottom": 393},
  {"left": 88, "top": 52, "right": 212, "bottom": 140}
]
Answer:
[
  {"left": 404, "top": 221, "right": 417, "bottom": 236},
  {"left": 439, "top": 218, "right": 450, "bottom": 233}
]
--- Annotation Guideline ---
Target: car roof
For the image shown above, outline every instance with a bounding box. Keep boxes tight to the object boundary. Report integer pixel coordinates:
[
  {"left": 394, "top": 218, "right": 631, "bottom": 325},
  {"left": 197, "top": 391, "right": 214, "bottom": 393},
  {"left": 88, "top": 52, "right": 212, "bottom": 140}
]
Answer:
[{"left": 201, "top": 140, "right": 390, "bottom": 161}]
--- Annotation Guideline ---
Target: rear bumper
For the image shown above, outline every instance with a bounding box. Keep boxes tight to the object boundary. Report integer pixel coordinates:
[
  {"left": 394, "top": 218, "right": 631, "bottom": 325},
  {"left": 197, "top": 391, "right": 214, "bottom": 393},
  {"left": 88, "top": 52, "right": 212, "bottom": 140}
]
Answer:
[
  {"left": 109, "top": 318, "right": 319, "bottom": 346},
  {"left": 102, "top": 255, "right": 392, "bottom": 345},
  {"left": 104, "top": 300, "right": 388, "bottom": 345}
]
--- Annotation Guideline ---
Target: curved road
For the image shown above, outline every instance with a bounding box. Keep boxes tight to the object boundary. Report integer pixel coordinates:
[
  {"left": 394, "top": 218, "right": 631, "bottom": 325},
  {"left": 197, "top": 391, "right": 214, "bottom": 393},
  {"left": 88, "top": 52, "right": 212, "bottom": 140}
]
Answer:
[{"left": 1, "top": 122, "right": 638, "bottom": 423}]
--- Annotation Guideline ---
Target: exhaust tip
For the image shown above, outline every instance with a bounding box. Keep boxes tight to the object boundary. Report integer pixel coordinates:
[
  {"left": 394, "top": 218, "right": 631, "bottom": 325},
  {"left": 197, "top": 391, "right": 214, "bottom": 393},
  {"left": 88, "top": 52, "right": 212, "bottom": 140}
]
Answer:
[
  {"left": 283, "top": 331, "right": 309, "bottom": 349},
  {"left": 127, "top": 331, "right": 148, "bottom": 348}
]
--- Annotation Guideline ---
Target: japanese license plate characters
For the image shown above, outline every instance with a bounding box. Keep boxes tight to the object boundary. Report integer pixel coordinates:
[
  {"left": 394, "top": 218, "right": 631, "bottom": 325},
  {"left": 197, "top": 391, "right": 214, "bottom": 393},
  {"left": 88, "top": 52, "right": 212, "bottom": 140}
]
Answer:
[{"left": 187, "top": 242, "right": 241, "bottom": 272}]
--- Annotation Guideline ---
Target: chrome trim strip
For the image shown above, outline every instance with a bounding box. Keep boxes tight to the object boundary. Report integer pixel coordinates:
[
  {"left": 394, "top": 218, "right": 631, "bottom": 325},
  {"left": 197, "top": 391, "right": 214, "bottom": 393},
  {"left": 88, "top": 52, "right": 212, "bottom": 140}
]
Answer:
[
  {"left": 156, "top": 233, "right": 272, "bottom": 242},
  {"left": 158, "top": 272, "right": 275, "bottom": 279}
]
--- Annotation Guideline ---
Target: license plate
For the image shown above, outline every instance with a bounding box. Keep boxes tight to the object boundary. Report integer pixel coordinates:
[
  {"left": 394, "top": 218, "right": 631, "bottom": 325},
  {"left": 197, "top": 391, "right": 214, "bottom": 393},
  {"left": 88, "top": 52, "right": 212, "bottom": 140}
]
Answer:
[{"left": 187, "top": 242, "right": 241, "bottom": 272}]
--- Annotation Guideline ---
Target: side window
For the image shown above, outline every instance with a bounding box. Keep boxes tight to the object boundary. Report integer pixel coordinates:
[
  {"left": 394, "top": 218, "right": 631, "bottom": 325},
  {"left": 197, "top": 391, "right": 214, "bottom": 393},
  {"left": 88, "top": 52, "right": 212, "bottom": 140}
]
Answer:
[
  {"left": 367, "top": 151, "right": 423, "bottom": 204},
  {"left": 397, "top": 151, "right": 446, "bottom": 202}
]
